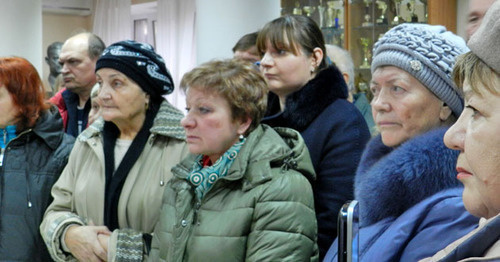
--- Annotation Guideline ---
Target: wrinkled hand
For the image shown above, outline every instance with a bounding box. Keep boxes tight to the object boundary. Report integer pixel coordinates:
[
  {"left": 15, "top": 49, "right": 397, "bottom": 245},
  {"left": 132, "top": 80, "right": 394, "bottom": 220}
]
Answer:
[
  {"left": 97, "top": 233, "right": 110, "bottom": 253},
  {"left": 65, "top": 225, "right": 112, "bottom": 262}
]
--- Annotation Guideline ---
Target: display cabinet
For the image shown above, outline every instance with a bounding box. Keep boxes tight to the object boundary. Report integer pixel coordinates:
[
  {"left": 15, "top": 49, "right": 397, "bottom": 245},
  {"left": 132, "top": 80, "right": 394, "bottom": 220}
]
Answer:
[{"left": 280, "top": 0, "right": 456, "bottom": 96}]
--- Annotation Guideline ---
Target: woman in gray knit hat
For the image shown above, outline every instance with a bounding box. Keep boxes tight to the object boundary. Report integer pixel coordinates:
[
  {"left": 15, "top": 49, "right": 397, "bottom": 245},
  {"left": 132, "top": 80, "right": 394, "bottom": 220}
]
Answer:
[
  {"left": 324, "top": 23, "right": 479, "bottom": 261},
  {"left": 40, "top": 40, "right": 188, "bottom": 261}
]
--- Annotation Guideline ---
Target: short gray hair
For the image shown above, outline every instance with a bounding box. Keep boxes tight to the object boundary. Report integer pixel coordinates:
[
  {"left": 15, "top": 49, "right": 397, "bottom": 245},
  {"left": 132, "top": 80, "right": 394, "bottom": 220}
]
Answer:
[{"left": 326, "top": 44, "right": 355, "bottom": 93}]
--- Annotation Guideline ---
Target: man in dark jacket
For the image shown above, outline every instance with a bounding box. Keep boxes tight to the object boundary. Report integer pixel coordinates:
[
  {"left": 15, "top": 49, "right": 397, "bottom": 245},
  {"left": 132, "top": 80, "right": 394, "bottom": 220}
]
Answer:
[{"left": 49, "top": 32, "right": 105, "bottom": 137}]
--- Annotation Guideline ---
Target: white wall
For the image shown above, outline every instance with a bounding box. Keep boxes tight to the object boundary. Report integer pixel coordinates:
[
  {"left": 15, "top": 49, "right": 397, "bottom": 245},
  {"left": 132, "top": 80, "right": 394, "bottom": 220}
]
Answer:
[
  {"left": 456, "top": 0, "right": 468, "bottom": 39},
  {"left": 0, "top": 0, "right": 43, "bottom": 74},
  {"left": 195, "top": 0, "right": 280, "bottom": 64}
]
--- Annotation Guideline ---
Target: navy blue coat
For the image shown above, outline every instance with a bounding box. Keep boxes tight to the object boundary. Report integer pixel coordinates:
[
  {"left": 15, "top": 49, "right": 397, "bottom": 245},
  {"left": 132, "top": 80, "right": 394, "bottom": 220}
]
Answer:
[
  {"left": 324, "top": 128, "right": 479, "bottom": 262},
  {"left": 262, "top": 65, "right": 371, "bottom": 259}
]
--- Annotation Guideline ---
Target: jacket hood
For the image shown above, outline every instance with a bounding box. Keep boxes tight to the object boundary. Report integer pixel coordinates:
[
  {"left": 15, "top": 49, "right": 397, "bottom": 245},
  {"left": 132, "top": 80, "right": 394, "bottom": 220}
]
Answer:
[
  {"left": 264, "top": 64, "right": 348, "bottom": 132},
  {"left": 172, "top": 125, "right": 316, "bottom": 190},
  {"left": 78, "top": 100, "right": 185, "bottom": 142},
  {"left": 31, "top": 106, "right": 67, "bottom": 150},
  {"left": 355, "top": 127, "right": 462, "bottom": 226},
  {"left": 239, "top": 125, "right": 316, "bottom": 184}
]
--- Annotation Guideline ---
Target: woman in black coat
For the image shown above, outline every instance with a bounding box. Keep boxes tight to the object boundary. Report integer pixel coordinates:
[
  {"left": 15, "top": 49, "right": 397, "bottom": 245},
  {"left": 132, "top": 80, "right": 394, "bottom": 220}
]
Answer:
[{"left": 257, "top": 15, "right": 371, "bottom": 259}]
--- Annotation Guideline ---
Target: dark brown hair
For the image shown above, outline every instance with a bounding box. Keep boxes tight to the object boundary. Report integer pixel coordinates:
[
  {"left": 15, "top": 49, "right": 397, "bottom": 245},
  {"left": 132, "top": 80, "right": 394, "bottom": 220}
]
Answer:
[
  {"left": 256, "top": 15, "right": 327, "bottom": 72},
  {"left": 232, "top": 31, "right": 259, "bottom": 53}
]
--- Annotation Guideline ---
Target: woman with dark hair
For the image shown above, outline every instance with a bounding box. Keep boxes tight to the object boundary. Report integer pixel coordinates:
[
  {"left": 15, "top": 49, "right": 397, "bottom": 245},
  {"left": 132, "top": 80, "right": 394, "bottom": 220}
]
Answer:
[
  {"left": 40, "top": 40, "right": 188, "bottom": 261},
  {"left": 0, "top": 57, "right": 74, "bottom": 261},
  {"left": 257, "top": 15, "right": 371, "bottom": 258}
]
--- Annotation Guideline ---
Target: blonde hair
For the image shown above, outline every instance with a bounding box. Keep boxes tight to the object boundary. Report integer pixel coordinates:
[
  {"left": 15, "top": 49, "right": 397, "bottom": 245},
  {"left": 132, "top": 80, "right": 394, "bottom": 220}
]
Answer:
[
  {"left": 181, "top": 59, "right": 268, "bottom": 135},
  {"left": 453, "top": 51, "right": 500, "bottom": 96},
  {"left": 90, "top": 83, "right": 100, "bottom": 99}
]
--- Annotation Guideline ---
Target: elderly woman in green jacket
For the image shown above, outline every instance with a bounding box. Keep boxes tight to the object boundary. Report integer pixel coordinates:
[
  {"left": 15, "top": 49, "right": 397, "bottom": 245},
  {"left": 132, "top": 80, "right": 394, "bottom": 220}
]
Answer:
[{"left": 148, "top": 59, "right": 318, "bottom": 261}]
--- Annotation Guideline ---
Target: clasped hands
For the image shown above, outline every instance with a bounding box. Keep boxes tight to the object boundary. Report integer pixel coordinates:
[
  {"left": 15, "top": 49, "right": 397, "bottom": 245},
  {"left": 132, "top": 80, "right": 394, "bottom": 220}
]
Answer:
[{"left": 64, "top": 224, "right": 112, "bottom": 262}]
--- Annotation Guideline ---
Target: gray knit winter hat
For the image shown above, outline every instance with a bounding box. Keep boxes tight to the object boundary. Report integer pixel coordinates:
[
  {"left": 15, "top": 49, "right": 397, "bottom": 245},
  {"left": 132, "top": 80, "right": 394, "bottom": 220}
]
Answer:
[
  {"left": 371, "top": 23, "right": 469, "bottom": 116},
  {"left": 468, "top": 0, "right": 500, "bottom": 74}
]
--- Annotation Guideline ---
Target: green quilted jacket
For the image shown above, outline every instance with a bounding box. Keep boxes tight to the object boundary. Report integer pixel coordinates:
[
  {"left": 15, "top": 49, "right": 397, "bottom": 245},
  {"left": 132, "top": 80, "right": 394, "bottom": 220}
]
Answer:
[{"left": 149, "top": 124, "right": 319, "bottom": 262}]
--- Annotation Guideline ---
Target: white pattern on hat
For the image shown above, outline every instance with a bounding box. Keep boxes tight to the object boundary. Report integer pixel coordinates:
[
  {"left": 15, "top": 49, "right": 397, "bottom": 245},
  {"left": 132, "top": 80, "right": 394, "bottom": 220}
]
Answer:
[{"left": 371, "top": 23, "right": 469, "bottom": 116}]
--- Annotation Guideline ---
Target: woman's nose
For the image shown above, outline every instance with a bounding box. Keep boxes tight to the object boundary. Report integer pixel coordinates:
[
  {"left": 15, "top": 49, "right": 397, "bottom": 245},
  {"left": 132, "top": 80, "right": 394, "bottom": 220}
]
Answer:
[
  {"left": 260, "top": 52, "right": 273, "bottom": 68},
  {"left": 371, "top": 89, "right": 391, "bottom": 113},
  {"left": 98, "top": 84, "right": 111, "bottom": 100},
  {"left": 444, "top": 113, "right": 466, "bottom": 151},
  {"left": 180, "top": 114, "right": 194, "bottom": 129}
]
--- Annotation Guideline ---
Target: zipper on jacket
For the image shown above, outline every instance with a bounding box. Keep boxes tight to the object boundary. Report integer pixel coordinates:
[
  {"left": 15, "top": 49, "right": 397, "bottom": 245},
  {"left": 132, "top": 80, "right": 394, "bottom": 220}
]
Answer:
[
  {"left": 0, "top": 129, "right": 6, "bottom": 166},
  {"left": 0, "top": 128, "right": 32, "bottom": 206},
  {"left": 193, "top": 201, "right": 201, "bottom": 225}
]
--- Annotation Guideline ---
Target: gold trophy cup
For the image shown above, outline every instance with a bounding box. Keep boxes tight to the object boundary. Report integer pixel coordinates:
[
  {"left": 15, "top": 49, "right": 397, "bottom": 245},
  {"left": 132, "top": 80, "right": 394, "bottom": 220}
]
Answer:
[{"left": 360, "top": 37, "right": 372, "bottom": 69}]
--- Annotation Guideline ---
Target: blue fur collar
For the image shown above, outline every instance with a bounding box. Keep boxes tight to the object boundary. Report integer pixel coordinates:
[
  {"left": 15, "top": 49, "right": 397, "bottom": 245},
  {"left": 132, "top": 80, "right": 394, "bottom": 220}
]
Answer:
[{"left": 355, "top": 127, "right": 462, "bottom": 226}]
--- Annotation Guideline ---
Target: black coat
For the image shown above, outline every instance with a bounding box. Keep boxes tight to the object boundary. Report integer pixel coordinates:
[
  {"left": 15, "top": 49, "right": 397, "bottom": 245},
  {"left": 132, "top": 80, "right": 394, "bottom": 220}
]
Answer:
[
  {"left": 0, "top": 107, "right": 74, "bottom": 261},
  {"left": 262, "top": 65, "right": 371, "bottom": 259}
]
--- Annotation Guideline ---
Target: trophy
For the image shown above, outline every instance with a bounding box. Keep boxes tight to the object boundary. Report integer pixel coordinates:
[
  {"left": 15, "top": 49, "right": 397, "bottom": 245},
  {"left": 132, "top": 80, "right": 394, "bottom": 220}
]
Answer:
[
  {"left": 303, "top": 6, "right": 316, "bottom": 17},
  {"left": 326, "top": 1, "right": 336, "bottom": 27},
  {"left": 392, "top": 0, "right": 402, "bottom": 25},
  {"left": 318, "top": 0, "right": 326, "bottom": 27},
  {"left": 376, "top": 0, "right": 388, "bottom": 24},
  {"left": 333, "top": 0, "right": 344, "bottom": 29},
  {"left": 293, "top": 1, "right": 302, "bottom": 15},
  {"left": 359, "top": 37, "right": 372, "bottom": 69},
  {"left": 406, "top": 0, "right": 418, "bottom": 22},
  {"left": 362, "top": 0, "right": 373, "bottom": 27}
]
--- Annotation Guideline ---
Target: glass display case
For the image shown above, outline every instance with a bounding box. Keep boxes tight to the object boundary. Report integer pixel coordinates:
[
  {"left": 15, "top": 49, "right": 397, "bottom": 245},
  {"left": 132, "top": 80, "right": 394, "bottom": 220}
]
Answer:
[
  {"left": 281, "top": 0, "right": 456, "bottom": 95},
  {"left": 281, "top": 0, "right": 346, "bottom": 47}
]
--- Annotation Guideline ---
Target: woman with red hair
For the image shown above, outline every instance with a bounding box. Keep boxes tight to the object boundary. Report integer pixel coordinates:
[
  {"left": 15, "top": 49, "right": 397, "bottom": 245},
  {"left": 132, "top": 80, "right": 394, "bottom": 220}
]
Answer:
[{"left": 0, "top": 57, "right": 74, "bottom": 261}]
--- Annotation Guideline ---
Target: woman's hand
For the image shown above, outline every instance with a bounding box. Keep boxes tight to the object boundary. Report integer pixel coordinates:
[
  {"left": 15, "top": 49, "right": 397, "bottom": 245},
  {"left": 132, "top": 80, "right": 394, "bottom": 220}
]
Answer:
[
  {"left": 97, "top": 233, "right": 110, "bottom": 253},
  {"left": 64, "top": 225, "right": 112, "bottom": 262}
]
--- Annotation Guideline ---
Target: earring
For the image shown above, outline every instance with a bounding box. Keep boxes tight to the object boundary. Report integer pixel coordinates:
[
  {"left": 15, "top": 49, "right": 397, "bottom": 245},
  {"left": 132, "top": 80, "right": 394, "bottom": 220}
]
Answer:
[
  {"left": 311, "top": 65, "right": 316, "bottom": 74},
  {"left": 239, "top": 134, "right": 245, "bottom": 142}
]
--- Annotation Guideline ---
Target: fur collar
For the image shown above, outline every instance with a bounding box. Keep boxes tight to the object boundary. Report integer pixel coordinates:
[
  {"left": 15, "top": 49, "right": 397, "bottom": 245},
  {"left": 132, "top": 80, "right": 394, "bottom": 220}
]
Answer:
[
  {"left": 264, "top": 65, "right": 348, "bottom": 131},
  {"left": 355, "top": 127, "right": 461, "bottom": 226}
]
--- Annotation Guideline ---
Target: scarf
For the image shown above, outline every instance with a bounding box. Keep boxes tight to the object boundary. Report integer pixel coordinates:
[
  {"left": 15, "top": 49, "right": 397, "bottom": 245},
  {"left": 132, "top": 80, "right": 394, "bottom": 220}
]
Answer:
[
  {"left": 0, "top": 125, "right": 16, "bottom": 167},
  {"left": 103, "top": 105, "right": 159, "bottom": 231},
  {"left": 0, "top": 125, "right": 17, "bottom": 149},
  {"left": 187, "top": 137, "right": 245, "bottom": 200}
]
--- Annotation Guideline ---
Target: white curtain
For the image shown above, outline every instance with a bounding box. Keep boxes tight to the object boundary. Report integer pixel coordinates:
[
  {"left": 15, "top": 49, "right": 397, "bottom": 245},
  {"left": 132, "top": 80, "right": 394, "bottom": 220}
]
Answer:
[
  {"left": 93, "top": 0, "right": 132, "bottom": 46},
  {"left": 156, "top": 0, "right": 197, "bottom": 112}
]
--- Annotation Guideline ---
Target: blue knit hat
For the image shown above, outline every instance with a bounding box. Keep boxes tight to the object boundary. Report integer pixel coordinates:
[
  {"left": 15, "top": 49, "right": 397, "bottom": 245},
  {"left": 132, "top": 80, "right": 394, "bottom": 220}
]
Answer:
[
  {"left": 96, "top": 40, "right": 174, "bottom": 102},
  {"left": 371, "top": 23, "right": 469, "bottom": 117}
]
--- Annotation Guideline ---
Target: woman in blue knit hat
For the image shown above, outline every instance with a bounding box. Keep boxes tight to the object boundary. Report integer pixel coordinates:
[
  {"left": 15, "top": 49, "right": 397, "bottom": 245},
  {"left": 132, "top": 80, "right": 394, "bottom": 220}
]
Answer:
[
  {"left": 324, "top": 24, "right": 479, "bottom": 262},
  {"left": 40, "top": 40, "right": 188, "bottom": 261}
]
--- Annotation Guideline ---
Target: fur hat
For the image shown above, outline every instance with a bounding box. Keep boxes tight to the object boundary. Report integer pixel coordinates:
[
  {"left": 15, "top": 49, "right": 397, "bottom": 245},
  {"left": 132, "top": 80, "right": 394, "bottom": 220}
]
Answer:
[
  {"left": 372, "top": 24, "right": 469, "bottom": 116},
  {"left": 468, "top": 0, "right": 500, "bottom": 73},
  {"left": 96, "top": 40, "right": 174, "bottom": 102}
]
